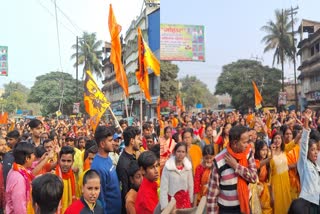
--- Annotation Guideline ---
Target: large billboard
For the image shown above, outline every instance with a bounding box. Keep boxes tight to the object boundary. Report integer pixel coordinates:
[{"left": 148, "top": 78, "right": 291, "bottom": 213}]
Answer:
[
  {"left": 0, "top": 46, "right": 8, "bottom": 76},
  {"left": 160, "top": 24, "right": 205, "bottom": 61}
]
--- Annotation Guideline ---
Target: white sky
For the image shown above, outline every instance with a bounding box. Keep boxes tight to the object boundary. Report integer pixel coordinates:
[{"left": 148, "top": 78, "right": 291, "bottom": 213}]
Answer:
[
  {"left": 0, "top": 0, "right": 144, "bottom": 88},
  {"left": 161, "top": 0, "right": 320, "bottom": 92}
]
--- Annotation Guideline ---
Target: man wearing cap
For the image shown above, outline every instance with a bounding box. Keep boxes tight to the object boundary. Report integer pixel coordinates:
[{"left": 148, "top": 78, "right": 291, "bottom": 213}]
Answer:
[
  {"left": 109, "top": 132, "right": 121, "bottom": 166},
  {"left": 3, "top": 130, "right": 20, "bottom": 186}
]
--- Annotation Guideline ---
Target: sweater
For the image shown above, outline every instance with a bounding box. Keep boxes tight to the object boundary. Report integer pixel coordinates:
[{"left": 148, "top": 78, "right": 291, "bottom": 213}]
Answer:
[
  {"left": 160, "top": 156, "right": 194, "bottom": 209},
  {"left": 91, "top": 154, "right": 121, "bottom": 214}
]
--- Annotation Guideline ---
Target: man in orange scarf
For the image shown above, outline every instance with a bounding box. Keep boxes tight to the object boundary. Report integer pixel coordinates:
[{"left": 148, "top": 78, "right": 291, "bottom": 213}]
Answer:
[
  {"left": 55, "top": 146, "right": 77, "bottom": 214},
  {"left": 207, "top": 125, "right": 258, "bottom": 214}
]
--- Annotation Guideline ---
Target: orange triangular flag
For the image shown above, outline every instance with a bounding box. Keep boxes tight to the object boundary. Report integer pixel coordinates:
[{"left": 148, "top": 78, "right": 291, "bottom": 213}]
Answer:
[
  {"left": 252, "top": 80, "right": 263, "bottom": 109},
  {"left": 136, "top": 28, "right": 151, "bottom": 102},
  {"left": 108, "top": 4, "right": 129, "bottom": 97}
]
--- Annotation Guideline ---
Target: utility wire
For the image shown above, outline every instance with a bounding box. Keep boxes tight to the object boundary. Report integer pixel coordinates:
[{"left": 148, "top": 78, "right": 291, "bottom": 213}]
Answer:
[
  {"left": 54, "top": 0, "right": 63, "bottom": 72},
  {"left": 37, "top": 0, "right": 78, "bottom": 36},
  {"left": 49, "top": 0, "right": 84, "bottom": 34}
]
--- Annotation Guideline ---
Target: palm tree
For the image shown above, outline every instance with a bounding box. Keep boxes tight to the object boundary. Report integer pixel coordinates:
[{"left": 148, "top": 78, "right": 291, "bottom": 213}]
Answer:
[
  {"left": 71, "top": 32, "right": 103, "bottom": 79},
  {"left": 261, "top": 9, "right": 294, "bottom": 91}
]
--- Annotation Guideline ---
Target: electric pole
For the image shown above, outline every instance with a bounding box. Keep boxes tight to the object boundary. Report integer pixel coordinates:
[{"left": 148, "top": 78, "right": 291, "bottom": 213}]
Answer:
[
  {"left": 76, "top": 36, "right": 79, "bottom": 102},
  {"left": 287, "top": 6, "right": 299, "bottom": 110}
]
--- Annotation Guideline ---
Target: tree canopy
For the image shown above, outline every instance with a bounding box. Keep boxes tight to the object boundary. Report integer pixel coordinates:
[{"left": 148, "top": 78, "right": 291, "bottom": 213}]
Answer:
[
  {"left": 215, "top": 59, "right": 281, "bottom": 111},
  {"left": 180, "top": 75, "right": 217, "bottom": 109},
  {"left": 261, "top": 9, "right": 294, "bottom": 91},
  {"left": 71, "top": 32, "right": 103, "bottom": 79},
  {"left": 0, "top": 82, "right": 41, "bottom": 114},
  {"left": 28, "top": 72, "right": 84, "bottom": 116},
  {"left": 160, "top": 61, "right": 179, "bottom": 100}
]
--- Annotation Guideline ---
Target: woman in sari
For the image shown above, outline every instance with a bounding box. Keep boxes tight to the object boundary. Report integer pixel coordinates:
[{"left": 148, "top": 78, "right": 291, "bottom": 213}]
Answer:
[{"left": 160, "top": 126, "right": 176, "bottom": 175}]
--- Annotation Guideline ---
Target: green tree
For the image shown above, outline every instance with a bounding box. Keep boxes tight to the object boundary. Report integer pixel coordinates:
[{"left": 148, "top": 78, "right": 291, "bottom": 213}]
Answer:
[
  {"left": 160, "top": 61, "right": 179, "bottom": 100},
  {"left": 261, "top": 9, "right": 294, "bottom": 91},
  {"left": 71, "top": 32, "right": 103, "bottom": 79},
  {"left": 215, "top": 59, "right": 281, "bottom": 111},
  {"left": 180, "top": 75, "right": 216, "bottom": 109},
  {"left": 2, "top": 82, "right": 29, "bottom": 99},
  {"left": 1, "top": 82, "right": 41, "bottom": 115},
  {"left": 28, "top": 72, "right": 84, "bottom": 116}
]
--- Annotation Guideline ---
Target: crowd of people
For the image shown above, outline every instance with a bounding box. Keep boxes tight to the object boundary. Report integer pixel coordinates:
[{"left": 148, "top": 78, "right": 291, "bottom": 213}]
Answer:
[
  {"left": 0, "top": 106, "right": 320, "bottom": 214},
  {"left": 0, "top": 117, "right": 160, "bottom": 214},
  {"left": 158, "top": 108, "right": 320, "bottom": 214}
]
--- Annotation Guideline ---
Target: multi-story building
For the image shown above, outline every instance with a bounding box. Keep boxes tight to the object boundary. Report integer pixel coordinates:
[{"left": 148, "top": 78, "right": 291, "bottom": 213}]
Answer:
[
  {"left": 297, "top": 19, "right": 320, "bottom": 110},
  {"left": 102, "top": 4, "right": 160, "bottom": 121}
]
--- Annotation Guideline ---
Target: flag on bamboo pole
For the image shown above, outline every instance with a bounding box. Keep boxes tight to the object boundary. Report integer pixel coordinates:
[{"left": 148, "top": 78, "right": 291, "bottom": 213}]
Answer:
[
  {"left": 84, "top": 70, "right": 111, "bottom": 132},
  {"left": 176, "top": 94, "right": 183, "bottom": 110},
  {"left": 136, "top": 28, "right": 160, "bottom": 102},
  {"left": 252, "top": 80, "right": 263, "bottom": 109},
  {"left": 108, "top": 4, "right": 129, "bottom": 97},
  {"left": 157, "top": 96, "right": 161, "bottom": 122}
]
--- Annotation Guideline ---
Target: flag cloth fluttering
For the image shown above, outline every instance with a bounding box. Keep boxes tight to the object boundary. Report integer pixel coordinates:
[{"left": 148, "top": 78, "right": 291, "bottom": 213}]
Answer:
[
  {"left": 252, "top": 80, "right": 263, "bottom": 109},
  {"left": 108, "top": 4, "right": 129, "bottom": 97},
  {"left": 84, "top": 70, "right": 111, "bottom": 132},
  {"left": 176, "top": 95, "right": 183, "bottom": 111},
  {"left": 136, "top": 27, "right": 160, "bottom": 102},
  {"left": 0, "top": 112, "right": 8, "bottom": 124}
]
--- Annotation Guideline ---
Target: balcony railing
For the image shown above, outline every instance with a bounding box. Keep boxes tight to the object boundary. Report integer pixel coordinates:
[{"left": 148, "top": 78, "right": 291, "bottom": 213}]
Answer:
[{"left": 310, "top": 81, "right": 320, "bottom": 92}]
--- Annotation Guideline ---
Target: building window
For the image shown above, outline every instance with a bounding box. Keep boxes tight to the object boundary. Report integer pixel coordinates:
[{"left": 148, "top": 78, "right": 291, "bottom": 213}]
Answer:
[
  {"left": 311, "top": 46, "right": 315, "bottom": 56},
  {"left": 315, "top": 43, "right": 320, "bottom": 53}
]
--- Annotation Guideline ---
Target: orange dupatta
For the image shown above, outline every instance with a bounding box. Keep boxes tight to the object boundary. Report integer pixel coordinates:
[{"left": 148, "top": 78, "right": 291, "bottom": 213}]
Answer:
[
  {"left": 55, "top": 165, "right": 76, "bottom": 214},
  {"left": 226, "top": 144, "right": 251, "bottom": 214},
  {"left": 12, "top": 163, "right": 34, "bottom": 214}
]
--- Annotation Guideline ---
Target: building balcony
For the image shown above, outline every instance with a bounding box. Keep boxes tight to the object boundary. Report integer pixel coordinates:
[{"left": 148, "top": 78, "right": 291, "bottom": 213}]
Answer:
[
  {"left": 299, "top": 52, "right": 320, "bottom": 70},
  {"left": 310, "top": 81, "right": 320, "bottom": 92}
]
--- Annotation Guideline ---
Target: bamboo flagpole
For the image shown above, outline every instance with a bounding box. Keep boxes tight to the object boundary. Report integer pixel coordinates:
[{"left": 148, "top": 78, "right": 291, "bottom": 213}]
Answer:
[{"left": 108, "top": 106, "right": 123, "bottom": 133}]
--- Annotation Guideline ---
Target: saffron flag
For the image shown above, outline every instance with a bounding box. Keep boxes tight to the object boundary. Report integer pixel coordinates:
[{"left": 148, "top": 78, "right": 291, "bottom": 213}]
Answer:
[
  {"left": 0, "top": 112, "right": 8, "bottom": 124},
  {"left": 84, "top": 70, "right": 110, "bottom": 132},
  {"left": 252, "top": 80, "right": 263, "bottom": 109},
  {"left": 108, "top": 4, "right": 129, "bottom": 97},
  {"left": 176, "top": 95, "right": 183, "bottom": 110},
  {"left": 136, "top": 28, "right": 160, "bottom": 103}
]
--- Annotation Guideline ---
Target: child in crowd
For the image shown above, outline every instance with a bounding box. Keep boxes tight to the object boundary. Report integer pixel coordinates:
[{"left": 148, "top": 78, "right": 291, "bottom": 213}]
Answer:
[
  {"left": 65, "top": 169, "right": 103, "bottom": 214},
  {"left": 160, "top": 142, "right": 193, "bottom": 210},
  {"left": 193, "top": 144, "right": 214, "bottom": 206},
  {"left": 135, "top": 151, "right": 159, "bottom": 214},
  {"left": 32, "top": 173, "right": 63, "bottom": 214},
  {"left": 255, "top": 140, "right": 272, "bottom": 214},
  {"left": 125, "top": 160, "right": 143, "bottom": 214}
]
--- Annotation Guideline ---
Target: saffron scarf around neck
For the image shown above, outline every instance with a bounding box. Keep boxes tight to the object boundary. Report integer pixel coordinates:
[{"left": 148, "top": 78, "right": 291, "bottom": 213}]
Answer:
[
  {"left": 55, "top": 165, "right": 77, "bottom": 214},
  {"left": 226, "top": 144, "right": 251, "bottom": 214},
  {"left": 12, "top": 162, "right": 34, "bottom": 213}
]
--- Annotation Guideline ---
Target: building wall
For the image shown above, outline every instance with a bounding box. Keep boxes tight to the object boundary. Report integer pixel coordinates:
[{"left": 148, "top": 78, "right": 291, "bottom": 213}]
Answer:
[{"left": 298, "top": 26, "right": 320, "bottom": 109}]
